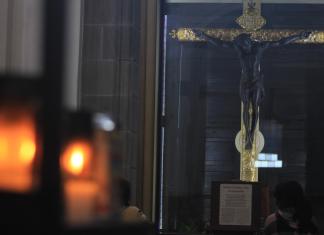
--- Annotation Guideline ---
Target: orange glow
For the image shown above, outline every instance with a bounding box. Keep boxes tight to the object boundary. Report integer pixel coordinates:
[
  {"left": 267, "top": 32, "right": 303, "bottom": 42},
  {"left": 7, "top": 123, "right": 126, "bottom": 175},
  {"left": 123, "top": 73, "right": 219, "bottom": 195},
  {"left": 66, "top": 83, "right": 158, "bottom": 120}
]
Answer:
[
  {"left": 62, "top": 141, "right": 92, "bottom": 176},
  {"left": 0, "top": 108, "right": 37, "bottom": 193},
  {"left": 19, "top": 139, "right": 36, "bottom": 164},
  {"left": 0, "top": 137, "right": 8, "bottom": 159}
]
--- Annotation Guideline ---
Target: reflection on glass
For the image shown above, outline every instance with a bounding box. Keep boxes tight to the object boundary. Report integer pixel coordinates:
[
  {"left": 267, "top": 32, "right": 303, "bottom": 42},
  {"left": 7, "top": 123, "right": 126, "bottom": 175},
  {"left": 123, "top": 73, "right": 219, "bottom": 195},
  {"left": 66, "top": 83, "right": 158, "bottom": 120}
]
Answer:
[
  {"left": 255, "top": 160, "right": 283, "bottom": 168},
  {"left": 258, "top": 153, "right": 278, "bottom": 161}
]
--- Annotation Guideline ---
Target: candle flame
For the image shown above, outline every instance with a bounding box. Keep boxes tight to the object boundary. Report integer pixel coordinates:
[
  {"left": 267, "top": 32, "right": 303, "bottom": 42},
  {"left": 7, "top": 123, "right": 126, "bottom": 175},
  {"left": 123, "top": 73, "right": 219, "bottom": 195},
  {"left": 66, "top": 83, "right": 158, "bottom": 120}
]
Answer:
[
  {"left": 62, "top": 141, "right": 91, "bottom": 176},
  {"left": 70, "top": 150, "right": 85, "bottom": 175}
]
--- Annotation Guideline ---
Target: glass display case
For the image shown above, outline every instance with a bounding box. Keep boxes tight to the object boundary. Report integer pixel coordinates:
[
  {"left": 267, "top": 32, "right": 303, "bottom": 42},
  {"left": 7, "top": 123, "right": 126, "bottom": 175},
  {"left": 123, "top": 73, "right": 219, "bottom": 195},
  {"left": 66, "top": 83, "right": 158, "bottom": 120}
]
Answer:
[{"left": 158, "top": 1, "right": 324, "bottom": 233}]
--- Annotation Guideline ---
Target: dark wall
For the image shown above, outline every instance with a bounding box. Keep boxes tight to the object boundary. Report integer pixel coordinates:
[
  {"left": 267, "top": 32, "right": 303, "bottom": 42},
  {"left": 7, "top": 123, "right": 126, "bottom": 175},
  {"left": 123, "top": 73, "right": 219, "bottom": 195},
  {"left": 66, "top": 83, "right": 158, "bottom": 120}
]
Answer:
[
  {"left": 161, "top": 3, "right": 324, "bottom": 233},
  {"left": 80, "top": 0, "right": 142, "bottom": 204}
]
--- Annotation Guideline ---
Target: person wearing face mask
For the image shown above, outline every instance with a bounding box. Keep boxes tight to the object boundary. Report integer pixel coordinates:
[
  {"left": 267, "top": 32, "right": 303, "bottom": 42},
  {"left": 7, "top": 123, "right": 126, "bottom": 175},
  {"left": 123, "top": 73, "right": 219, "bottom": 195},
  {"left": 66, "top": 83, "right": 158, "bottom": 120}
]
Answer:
[
  {"left": 110, "top": 176, "right": 147, "bottom": 223},
  {"left": 264, "top": 181, "right": 318, "bottom": 235}
]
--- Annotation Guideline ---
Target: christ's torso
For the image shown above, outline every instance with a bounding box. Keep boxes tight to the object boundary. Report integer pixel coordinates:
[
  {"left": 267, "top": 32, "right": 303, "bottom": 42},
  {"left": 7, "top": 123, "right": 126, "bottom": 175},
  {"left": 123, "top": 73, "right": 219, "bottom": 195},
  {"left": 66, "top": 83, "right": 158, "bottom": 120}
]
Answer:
[{"left": 234, "top": 42, "right": 264, "bottom": 81}]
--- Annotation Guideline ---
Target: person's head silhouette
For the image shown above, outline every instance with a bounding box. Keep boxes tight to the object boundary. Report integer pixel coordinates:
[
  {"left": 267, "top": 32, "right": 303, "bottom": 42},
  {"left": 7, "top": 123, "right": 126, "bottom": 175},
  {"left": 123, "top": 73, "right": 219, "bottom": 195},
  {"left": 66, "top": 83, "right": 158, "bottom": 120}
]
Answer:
[{"left": 273, "top": 181, "right": 318, "bottom": 234}]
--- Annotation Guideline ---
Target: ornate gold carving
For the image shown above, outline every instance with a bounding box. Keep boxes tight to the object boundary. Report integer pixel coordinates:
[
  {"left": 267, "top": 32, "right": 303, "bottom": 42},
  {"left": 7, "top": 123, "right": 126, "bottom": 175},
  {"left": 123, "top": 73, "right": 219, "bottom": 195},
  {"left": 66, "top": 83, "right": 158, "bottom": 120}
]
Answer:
[
  {"left": 236, "top": 0, "right": 266, "bottom": 32},
  {"left": 241, "top": 148, "right": 258, "bottom": 182},
  {"left": 239, "top": 103, "right": 260, "bottom": 182},
  {"left": 169, "top": 29, "right": 202, "bottom": 42},
  {"left": 170, "top": 28, "right": 324, "bottom": 44},
  {"left": 236, "top": 15, "right": 266, "bottom": 32}
]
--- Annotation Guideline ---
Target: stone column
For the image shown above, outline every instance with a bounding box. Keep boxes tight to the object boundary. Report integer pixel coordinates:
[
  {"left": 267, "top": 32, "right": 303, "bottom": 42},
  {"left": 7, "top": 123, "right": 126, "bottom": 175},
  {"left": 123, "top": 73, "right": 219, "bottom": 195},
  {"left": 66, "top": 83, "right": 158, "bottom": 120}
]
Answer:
[{"left": 1, "top": 0, "right": 42, "bottom": 74}]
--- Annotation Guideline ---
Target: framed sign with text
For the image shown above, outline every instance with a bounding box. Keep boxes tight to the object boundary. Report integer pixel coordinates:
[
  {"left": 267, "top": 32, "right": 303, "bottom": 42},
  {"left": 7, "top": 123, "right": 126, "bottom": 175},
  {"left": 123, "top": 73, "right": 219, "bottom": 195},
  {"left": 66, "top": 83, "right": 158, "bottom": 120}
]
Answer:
[{"left": 210, "top": 181, "right": 262, "bottom": 232}]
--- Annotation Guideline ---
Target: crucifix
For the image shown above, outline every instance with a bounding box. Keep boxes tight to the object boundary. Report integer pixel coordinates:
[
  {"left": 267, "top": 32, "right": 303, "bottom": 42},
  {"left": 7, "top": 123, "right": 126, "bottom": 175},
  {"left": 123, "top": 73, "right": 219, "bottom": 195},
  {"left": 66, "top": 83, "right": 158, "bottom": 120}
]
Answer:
[
  {"left": 171, "top": 0, "right": 324, "bottom": 182},
  {"left": 192, "top": 30, "right": 311, "bottom": 150}
]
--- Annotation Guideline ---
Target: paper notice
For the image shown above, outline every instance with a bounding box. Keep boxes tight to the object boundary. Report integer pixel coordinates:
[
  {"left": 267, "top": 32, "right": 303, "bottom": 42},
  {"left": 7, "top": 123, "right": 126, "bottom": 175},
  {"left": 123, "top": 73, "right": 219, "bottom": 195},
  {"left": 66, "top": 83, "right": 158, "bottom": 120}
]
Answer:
[{"left": 219, "top": 184, "right": 252, "bottom": 226}]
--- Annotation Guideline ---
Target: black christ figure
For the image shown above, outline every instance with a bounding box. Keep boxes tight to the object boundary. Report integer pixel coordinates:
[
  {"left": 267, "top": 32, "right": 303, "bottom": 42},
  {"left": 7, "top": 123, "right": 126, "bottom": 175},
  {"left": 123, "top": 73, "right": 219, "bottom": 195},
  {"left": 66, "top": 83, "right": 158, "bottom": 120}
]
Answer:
[{"left": 193, "top": 30, "right": 311, "bottom": 149}]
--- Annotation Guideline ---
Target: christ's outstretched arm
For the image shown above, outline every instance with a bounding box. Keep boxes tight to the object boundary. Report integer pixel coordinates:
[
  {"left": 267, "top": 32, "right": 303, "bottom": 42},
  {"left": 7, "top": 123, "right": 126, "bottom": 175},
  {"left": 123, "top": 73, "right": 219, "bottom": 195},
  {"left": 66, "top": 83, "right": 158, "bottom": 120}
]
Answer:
[
  {"left": 265, "top": 31, "right": 311, "bottom": 48},
  {"left": 192, "top": 29, "right": 234, "bottom": 48}
]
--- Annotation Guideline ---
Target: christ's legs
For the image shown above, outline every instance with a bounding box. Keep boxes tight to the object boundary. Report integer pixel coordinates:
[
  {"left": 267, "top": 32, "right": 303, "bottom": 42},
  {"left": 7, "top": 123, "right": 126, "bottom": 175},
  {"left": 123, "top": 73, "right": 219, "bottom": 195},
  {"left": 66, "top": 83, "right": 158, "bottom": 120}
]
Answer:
[
  {"left": 249, "top": 101, "right": 259, "bottom": 149},
  {"left": 240, "top": 79, "right": 254, "bottom": 149},
  {"left": 243, "top": 101, "right": 253, "bottom": 149},
  {"left": 249, "top": 88, "right": 263, "bottom": 150}
]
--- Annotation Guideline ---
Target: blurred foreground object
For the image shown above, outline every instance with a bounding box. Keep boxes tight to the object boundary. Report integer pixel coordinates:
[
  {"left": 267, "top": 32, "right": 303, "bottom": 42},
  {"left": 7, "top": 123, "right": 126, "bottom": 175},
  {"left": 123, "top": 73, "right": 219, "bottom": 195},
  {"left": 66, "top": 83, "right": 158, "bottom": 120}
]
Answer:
[
  {"left": 111, "top": 176, "right": 148, "bottom": 224},
  {"left": 61, "top": 111, "right": 114, "bottom": 227},
  {"left": 0, "top": 78, "right": 41, "bottom": 193},
  {"left": 122, "top": 206, "right": 147, "bottom": 223}
]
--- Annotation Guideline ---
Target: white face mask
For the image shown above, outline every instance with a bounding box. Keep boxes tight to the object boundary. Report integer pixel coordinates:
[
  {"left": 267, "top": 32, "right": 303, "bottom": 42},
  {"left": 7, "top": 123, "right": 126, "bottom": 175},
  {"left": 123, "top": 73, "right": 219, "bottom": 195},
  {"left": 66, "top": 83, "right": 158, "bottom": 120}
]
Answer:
[{"left": 279, "top": 208, "right": 296, "bottom": 221}]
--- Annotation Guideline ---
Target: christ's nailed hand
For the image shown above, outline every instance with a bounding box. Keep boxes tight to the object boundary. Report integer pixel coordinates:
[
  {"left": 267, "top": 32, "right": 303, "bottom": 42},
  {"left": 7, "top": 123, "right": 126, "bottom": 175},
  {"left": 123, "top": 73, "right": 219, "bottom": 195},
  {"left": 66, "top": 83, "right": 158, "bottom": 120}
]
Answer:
[
  {"left": 192, "top": 29, "right": 204, "bottom": 39},
  {"left": 301, "top": 31, "right": 312, "bottom": 39}
]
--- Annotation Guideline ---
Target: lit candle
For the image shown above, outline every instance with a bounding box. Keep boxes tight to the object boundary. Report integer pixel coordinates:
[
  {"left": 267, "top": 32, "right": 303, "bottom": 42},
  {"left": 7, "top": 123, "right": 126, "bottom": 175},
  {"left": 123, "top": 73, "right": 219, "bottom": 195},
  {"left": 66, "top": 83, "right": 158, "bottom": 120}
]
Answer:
[
  {"left": 62, "top": 140, "right": 99, "bottom": 226},
  {"left": 64, "top": 179, "right": 98, "bottom": 225},
  {"left": 0, "top": 107, "right": 37, "bottom": 193}
]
